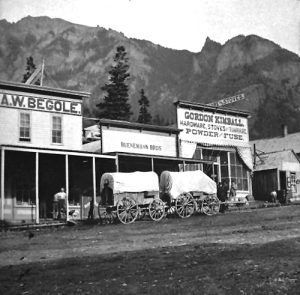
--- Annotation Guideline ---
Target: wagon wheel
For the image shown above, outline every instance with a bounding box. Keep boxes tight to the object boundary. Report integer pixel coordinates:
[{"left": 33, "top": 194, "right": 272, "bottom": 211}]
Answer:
[
  {"left": 211, "top": 195, "right": 220, "bottom": 215},
  {"left": 116, "top": 197, "right": 139, "bottom": 224},
  {"left": 148, "top": 199, "right": 165, "bottom": 221},
  {"left": 175, "top": 193, "right": 195, "bottom": 218},
  {"left": 98, "top": 206, "right": 115, "bottom": 224},
  {"left": 201, "top": 195, "right": 219, "bottom": 216}
]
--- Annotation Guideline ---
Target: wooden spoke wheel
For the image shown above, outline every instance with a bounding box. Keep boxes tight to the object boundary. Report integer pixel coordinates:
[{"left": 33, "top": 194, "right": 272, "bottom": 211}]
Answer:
[
  {"left": 148, "top": 199, "right": 165, "bottom": 221},
  {"left": 211, "top": 195, "right": 220, "bottom": 215},
  {"left": 175, "top": 193, "right": 195, "bottom": 218},
  {"left": 98, "top": 206, "right": 115, "bottom": 224},
  {"left": 201, "top": 195, "right": 219, "bottom": 216},
  {"left": 116, "top": 197, "right": 138, "bottom": 224}
]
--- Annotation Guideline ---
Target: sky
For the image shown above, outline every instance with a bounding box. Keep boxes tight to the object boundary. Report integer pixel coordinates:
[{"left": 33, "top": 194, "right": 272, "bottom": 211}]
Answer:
[{"left": 0, "top": 0, "right": 299, "bottom": 54}]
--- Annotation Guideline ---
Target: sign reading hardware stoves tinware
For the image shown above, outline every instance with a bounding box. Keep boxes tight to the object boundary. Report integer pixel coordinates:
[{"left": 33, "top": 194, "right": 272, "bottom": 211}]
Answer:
[
  {"left": 177, "top": 107, "right": 249, "bottom": 146},
  {"left": 0, "top": 92, "right": 82, "bottom": 115},
  {"left": 101, "top": 128, "right": 177, "bottom": 157}
]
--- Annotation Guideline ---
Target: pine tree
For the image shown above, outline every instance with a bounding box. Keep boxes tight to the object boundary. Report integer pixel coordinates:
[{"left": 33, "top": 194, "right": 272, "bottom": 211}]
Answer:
[
  {"left": 97, "top": 46, "right": 132, "bottom": 120},
  {"left": 137, "top": 89, "right": 152, "bottom": 124},
  {"left": 22, "top": 56, "right": 38, "bottom": 83}
]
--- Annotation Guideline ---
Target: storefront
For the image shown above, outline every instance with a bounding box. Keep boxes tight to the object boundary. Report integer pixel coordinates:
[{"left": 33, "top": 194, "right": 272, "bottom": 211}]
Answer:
[
  {"left": 175, "top": 100, "right": 253, "bottom": 198},
  {"left": 252, "top": 150, "right": 300, "bottom": 203},
  {"left": 0, "top": 81, "right": 116, "bottom": 223},
  {"left": 83, "top": 119, "right": 214, "bottom": 176}
]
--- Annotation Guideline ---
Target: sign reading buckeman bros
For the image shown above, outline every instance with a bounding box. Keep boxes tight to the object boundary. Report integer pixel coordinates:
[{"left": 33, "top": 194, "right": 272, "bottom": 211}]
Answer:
[{"left": 177, "top": 107, "right": 249, "bottom": 146}]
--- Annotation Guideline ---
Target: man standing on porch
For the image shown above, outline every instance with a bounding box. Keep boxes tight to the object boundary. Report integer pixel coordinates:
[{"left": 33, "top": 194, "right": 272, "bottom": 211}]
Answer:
[{"left": 54, "top": 188, "right": 67, "bottom": 219}]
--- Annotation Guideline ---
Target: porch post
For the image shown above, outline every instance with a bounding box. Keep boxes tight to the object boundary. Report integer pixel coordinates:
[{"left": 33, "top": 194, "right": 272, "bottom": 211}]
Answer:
[
  {"left": 227, "top": 152, "right": 231, "bottom": 188},
  {"left": 1, "top": 148, "right": 5, "bottom": 221},
  {"left": 92, "top": 157, "right": 96, "bottom": 209},
  {"left": 115, "top": 154, "right": 119, "bottom": 172},
  {"left": 35, "top": 152, "right": 39, "bottom": 224},
  {"left": 65, "top": 154, "right": 69, "bottom": 221},
  {"left": 183, "top": 160, "right": 186, "bottom": 171}
]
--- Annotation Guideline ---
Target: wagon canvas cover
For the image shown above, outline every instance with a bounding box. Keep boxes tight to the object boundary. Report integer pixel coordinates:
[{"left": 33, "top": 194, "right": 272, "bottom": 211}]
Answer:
[
  {"left": 160, "top": 170, "right": 217, "bottom": 197},
  {"left": 100, "top": 171, "right": 159, "bottom": 194}
]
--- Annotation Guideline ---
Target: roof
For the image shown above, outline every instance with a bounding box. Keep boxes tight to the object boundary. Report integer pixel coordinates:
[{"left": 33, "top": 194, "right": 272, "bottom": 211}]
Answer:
[
  {"left": 84, "top": 125, "right": 100, "bottom": 131},
  {"left": 251, "top": 132, "right": 300, "bottom": 154},
  {"left": 254, "top": 149, "right": 300, "bottom": 171},
  {"left": 0, "top": 80, "right": 90, "bottom": 100},
  {"left": 99, "top": 119, "right": 181, "bottom": 134},
  {"left": 174, "top": 100, "right": 251, "bottom": 118},
  {"left": 82, "top": 140, "right": 101, "bottom": 153},
  {"left": 1, "top": 144, "right": 115, "bottom": 159}
]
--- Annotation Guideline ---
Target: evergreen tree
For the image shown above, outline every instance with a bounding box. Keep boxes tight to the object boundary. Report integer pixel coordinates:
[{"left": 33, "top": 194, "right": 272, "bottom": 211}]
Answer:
[
  {"left": 22, "top": 56, "right": 38, "bottom": 83},
  {"left": 97, "top": 46, "right": 132, "bottom": 120},
  {"left": 137, "top": 89, "right": 152, "bottom": 124}
]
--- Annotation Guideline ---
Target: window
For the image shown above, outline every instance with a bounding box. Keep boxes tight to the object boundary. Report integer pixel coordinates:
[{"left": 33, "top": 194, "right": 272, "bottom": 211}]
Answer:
[
  {"left": 229, "top": 152, "right": 248, "bottom": 191},
  {"left": 16, "top": 182, "right": 35, "bottom": 205},
  {"left": 290, "top": 172, "right": 297, "bottom": 193},
  {"left": 19, "top": 113, "right": 30, "bottom": 142},
  {"left": 52, "top": 116, "right": 62, "bottom": 144}
]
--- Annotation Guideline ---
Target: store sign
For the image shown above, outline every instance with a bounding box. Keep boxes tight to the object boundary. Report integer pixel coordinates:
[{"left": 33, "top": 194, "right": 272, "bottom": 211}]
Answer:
[
  {"left": 102, "top": 128, "right": 177, "bottom": 157},
  {"left": 177, "top": 107, "right": 249, "bottom": 146},
  {"left": 0, "top": 92, "right": 82, "bottom": 115}
]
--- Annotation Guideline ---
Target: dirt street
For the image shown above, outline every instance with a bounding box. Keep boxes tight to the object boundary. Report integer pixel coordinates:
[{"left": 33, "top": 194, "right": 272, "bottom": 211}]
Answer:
[{"left": 0, "top": 206, "right": 300, "bottom": 294}]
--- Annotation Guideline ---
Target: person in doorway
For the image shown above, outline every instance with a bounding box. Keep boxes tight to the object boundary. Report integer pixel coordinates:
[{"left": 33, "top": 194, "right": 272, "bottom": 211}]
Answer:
[
  {"left": 218, "top": 180, "right": 229, "bottom": 213},
  {"left": 101, "top": 180, "right": 113, "bottom": 206},
  {"left": 229, "top": 181, "right": 237, "bottom": 201},
  {"left": 54, "top": 187, "right": 67, "bottom": 219},
  {"left": 88, "top": 197, "right": 95, "bottom": 220}
]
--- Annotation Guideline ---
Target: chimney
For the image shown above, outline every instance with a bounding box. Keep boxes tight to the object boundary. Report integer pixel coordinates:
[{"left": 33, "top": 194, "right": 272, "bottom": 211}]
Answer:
[{"left": 281, "top": 124, "right": 288, "bottom": 137}]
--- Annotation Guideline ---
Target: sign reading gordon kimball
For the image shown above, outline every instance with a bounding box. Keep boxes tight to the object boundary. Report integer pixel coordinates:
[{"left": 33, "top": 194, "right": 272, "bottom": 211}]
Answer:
[
  {"left": 177, "top": 107, "right": 249, "bottom": 146},
  {"left": 0, "top": 92, "right": 82, "bottom": 115}
]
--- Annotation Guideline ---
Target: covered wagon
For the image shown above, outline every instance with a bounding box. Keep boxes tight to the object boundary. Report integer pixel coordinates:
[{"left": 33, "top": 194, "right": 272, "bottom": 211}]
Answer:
[
  {"left": 160, "top": 170, "right": 219, "bottom": 217},
  {"left": 99, "top": 171, "right": 164, "bottom": 224}
]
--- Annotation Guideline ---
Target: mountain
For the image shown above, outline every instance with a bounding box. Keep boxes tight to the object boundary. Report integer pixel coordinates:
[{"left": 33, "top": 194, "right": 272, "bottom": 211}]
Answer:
[{"left": 1, "top": 16, "right": 300, "bottom": 140}]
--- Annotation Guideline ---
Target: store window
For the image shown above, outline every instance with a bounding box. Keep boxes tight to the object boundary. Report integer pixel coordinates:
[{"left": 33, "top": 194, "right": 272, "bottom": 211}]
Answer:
[
  {"left": 16, "top": 182, "right": 35, "bottom": 205},
  {"left": 19, "top": 113, "right": 31, "bottom": 142},
  {"left": 290, "top": 172, "right": 297, "bottom": 193},
  {"left": 52, "top": 116, "right": 62, "bottom": 144},
  {"left": 229, "top": 152, "right": 248, "bottom": 191}
]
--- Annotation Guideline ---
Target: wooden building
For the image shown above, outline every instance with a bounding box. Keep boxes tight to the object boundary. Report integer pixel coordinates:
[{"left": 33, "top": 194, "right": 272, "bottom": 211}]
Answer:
[
  {"left": 0, "top": 81, "right": 116, "bottom": 223},
  {"left": 252, "top": 150, "right": 300, "bottom": 203},
  {"left": 175, "top": 100, "right": 253, "bottom": 199}
]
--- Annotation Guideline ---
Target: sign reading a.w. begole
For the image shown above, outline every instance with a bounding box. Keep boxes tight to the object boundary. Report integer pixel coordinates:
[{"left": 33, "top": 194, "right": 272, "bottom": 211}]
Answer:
[
  {"left": 177, "top": 107, "right": 249, "bottom": 146},
  {"left": 0, "top": 92, "right": 82, "bottom": 115}
]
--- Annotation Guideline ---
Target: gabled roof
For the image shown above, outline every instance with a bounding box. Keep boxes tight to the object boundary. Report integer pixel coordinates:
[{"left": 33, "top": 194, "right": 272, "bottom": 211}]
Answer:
[
  {"left": 254, "top": 149, "right": 300, "bottom": 171},
  {"left": 251, "top": 132, "right": 300, "bottom": 154},
  {"left": 174, "top": 100, "right": 251, "bottom": 118},
  {"left": 0, "top": 80, "right": 90, "bottom": 100},
  {"left": 99, "top": 119, "right": 181, "bottom": 134}
]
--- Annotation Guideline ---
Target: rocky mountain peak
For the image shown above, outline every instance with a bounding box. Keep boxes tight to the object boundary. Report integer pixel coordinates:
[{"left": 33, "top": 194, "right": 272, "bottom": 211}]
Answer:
[{"left": 0, "top": 16, "right": 300, "bottom": 139}]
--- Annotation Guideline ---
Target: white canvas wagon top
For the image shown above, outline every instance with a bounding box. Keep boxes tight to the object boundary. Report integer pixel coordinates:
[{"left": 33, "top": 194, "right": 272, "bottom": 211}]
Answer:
[
  {"left": 160, "top": 170, "right": 217, "bottom": 198},
  {"left": 100, "top": 171, "right": 159, "bottom": 194}
]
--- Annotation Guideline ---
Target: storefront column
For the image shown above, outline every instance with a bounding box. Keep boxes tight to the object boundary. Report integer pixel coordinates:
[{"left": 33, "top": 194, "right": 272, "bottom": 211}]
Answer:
[
  {"left": 35, "top": 152, "right": 39, "bottom": 224},
  {"left": 65, "top": 154, "right": 69, "bottom": 221},
  {"left": 227, "top": 152, "right": 232, "bottom": 188},
  {"left": 1, "top": 148, "right": 5, "bottom": 221},
  {"left": 182, "top": 161, "right": 186, "bottom": 171},
  {"left": 92, "top": 157, "right": 96, "bottom": 207},
  {"left": 116, "top": 154, "right": 119, "bottom": 172},
  {"left": 151, "top": 158, "right": 154, "bottom": 171}
]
